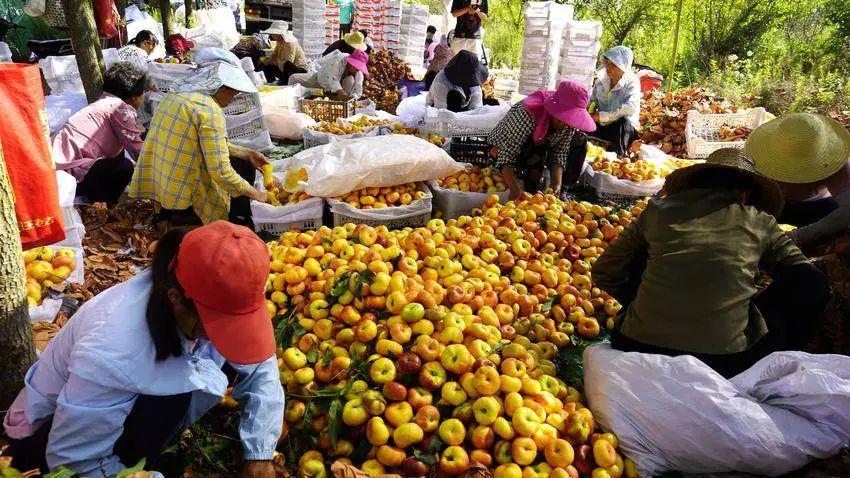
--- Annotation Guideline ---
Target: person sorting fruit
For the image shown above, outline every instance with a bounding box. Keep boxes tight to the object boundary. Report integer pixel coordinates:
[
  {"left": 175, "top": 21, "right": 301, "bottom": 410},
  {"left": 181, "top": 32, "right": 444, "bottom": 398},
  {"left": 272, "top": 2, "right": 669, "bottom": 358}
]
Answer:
[
  {"left": 323, "top": 30, "right": 370, "bottom": 57},
  {"left": 426, "top": 50, "right": 487, "bottom": 112},
  {"left": 117, "top": 30, "right": 158, "bottom": 70},
  {"left": 52, "top": 62, "right": 147, "bottom": 205},
  {"left": 592, "top": 148, "right": 831, "bottom": 378},
  {"left": 261, "top": 21, "right": 308, "bottom": 85},
  {"left": 589, "top": 46, "right": 641, "bottom": 156},
  {"left": 288, "top": 49, "right": 369, "bottom": 100},
  {"left": 129, "top": 48, "right": 270, "bottom": 228},
  {"left": 4, "top": 221, "right": 284, "bottom": 478},
  {"left": 745, "top": 113, "right": 850, "bottom": 246},
  {"left": 487, "top": 80, "right": 596, "bottom": 199}
]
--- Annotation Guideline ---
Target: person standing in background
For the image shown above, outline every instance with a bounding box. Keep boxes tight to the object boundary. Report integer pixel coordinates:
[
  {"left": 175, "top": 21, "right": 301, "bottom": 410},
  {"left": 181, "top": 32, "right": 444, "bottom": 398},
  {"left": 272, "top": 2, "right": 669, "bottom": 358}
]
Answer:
[
  {"left": 424, "top": 25, "right": 437, "bottom": 68},
  {"left": 338, "top": 0, "right": 355, "bottom": 38},
  {"left": 450, "top": 0, "right": 487, "bottom": 55}
]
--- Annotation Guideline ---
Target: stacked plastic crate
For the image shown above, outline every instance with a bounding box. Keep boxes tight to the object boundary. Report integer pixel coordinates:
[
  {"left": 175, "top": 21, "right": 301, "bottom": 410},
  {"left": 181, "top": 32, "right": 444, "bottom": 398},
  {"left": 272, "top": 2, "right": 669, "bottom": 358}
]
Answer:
[
  {"left": 325, "top": 3, "right": 340, "bottom": 48},
  {"left": 382, "top": 0, "right": 403, "bottom": 52},
  {"left": 292, "top": 0, "right": 326, "bottom": 61},
  {"left": 558, "top": 20, "right": 603, "bottom": 93},
  {"left": 397, "top": 3, "right": 428, "bottom": 67},
  {"left": 518, "top": 1, "right": 573, "bottom": 95}
]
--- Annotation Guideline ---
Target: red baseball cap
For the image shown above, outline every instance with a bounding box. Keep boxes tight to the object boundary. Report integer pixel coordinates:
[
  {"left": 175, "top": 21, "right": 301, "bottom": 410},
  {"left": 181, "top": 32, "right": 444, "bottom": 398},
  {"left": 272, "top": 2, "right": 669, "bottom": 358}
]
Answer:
[{"left": 175, "top": 221, "right": 274, "bottom": 365}]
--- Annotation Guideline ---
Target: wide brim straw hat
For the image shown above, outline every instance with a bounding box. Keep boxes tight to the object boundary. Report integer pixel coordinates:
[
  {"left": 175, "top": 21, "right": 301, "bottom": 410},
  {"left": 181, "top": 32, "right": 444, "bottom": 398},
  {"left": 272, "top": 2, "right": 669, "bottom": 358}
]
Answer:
[
  {"left": 745, "top": 112, "right": 850, "bottom": 184},
  {"left": 664, "top": 147, "right": 784, "bottom": 216},
  {"left": 343, "top": 31, "right": 368, "bottom": 51}
]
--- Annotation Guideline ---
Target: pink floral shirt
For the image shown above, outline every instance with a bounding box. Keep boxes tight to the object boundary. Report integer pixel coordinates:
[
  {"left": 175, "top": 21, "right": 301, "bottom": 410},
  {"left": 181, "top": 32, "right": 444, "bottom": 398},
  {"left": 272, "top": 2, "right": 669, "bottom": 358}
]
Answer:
[{"left": 51, "top": 94, "right": 143, "bottom": 181}]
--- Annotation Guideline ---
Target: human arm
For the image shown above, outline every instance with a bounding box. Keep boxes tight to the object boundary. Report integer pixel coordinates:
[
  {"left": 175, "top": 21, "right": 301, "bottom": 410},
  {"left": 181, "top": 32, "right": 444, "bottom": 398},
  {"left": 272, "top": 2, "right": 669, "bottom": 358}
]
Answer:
[
  {"left": 293, "top": 43, "right": 309, "bottom": 70},
  {"left": 46, "top": 373, "right": 137, "bottom": 477},
  {"left": 198, "top": 108, "right": 266, "bottom": 201},
  {"left": 468, "top": 86, "right": 483, "bottom": 110},
  {"left": 591, "top": 214, "right": 648, "bottom": 308},
  {"left": 229, "top": 143, "right": 269, "bottom": 172},
  {"left": 597, "top": 77, "right": 640, "bottom": 125},
  {"left": 500, "top": 166, "right": 522, "bottom": 199},
  {"left": 451, "top": 0, "right": 470, "bottom": 17},
  {"left": 109, "top": 103, "right": 144, "bottom": 159},
  {"left": 476, "top": 0, "right": 488, "bottom": 19},
  {"left": 791, "top": 188, "right": 850, "bottom": 246},
  {"left": 228, "top": 355, "right": 284, "bottom": 464}
]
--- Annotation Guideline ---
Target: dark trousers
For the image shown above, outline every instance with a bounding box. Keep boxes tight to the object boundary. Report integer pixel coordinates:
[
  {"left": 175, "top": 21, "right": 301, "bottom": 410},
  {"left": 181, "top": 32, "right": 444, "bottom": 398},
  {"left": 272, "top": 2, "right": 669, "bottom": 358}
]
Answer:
[
  {"left": 339, "top": 22, "right": 352, "bottom": 37},
  {"left": 611, "top": 263, "right": 831, "bottom": 378},
  {"left": 262, "top": 61, "right": 307, "bottom": 85},
  {"left": 76, "top": 153, "right": 135, "bottom": 205},
  {"left": 516, "top": 133, "right": 587, "bottom": 194},
  {"left": 591, "top": 117, "right": 637, "bottom": 157},
  {"left": 6, "top": 392, "right": 192, "bottom": 474},
  {"left": 779, "top": 197, "right": 839, "bottom": 227},
  {"left": 156, "top": 157, "right": 256, "bottom": 229},
  {"left": 423, "top": 70, "right": 438, "bottom": 90}
]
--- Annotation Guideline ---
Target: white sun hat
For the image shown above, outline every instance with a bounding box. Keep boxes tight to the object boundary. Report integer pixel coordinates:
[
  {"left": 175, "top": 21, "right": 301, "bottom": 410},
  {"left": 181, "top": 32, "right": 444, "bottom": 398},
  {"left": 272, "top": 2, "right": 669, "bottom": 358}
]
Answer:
[{"left": 262, "top": 20, "right": 297, "bottom": 42}]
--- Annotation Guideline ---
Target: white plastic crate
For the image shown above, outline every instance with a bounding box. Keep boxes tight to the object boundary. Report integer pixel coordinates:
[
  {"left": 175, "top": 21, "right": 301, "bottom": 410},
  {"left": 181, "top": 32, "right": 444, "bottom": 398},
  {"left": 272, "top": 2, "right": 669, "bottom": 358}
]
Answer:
[
  {"left": 425, "top": 105, "right": 510, "bottom": 137},
  {"left": 251, "top": 194, "right": 324, "bottom": 234},
  {"left": 685, "top": 108, "right": 766, "bottom": 159},
  {"left": 427, "top": 179, "right": 510, "bottom": 219},
  {"left": 328, "top": 185, "right": 432, "bottom": 229},
  {"left": 563, "top": 20, "right": 603, "bottom": 47}
]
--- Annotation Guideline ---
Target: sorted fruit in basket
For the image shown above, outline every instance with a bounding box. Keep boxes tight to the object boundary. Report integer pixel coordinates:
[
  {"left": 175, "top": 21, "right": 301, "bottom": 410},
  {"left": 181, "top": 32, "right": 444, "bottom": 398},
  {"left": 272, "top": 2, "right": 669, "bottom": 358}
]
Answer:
[
  {"left": 310, "top": 121, "right": 369, "bottom": 135},
  {"left": 267, "top": 188, "right": 313, "bottom": 207},
  {"left": 23, "top": 246, "right": 76, "bottom": 306},
  {"left": 587, "top": 142, "right": 697, "bottom": 181},
  {"left": 437, "top": 166, "right": 507, "bottom": 193},
  {"left": 718, "top": 125, "right": 752, "bottom": 142},
  {"left": 391, "top": 123, "right": 446, "bottom": 146},
  {"left": 266, "top": 192, "right": 648, "bottom": 477},
  {"left": 335, "top": 183, "right": 427, "bottom": 209}
]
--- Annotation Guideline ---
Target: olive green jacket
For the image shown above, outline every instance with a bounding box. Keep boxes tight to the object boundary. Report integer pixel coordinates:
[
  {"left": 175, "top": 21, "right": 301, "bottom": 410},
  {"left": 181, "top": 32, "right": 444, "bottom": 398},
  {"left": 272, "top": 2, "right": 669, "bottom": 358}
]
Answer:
[{"left": 592, "top": 188, "right": 808, "bottom": 354}]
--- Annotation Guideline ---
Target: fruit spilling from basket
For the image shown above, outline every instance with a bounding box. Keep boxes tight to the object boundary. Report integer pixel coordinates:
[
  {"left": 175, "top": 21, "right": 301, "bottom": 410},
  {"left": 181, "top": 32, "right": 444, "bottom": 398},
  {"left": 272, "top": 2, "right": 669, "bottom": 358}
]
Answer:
[
  {"left": 586, "top": 142, "right": 697, "bottom": 181},
  {"left": 335, "top": 183, "right": 428, "bottom": 209},
  {"left": 718, "top": 125, "right": 752, "bottom": 142},
  {"left": 23, "top": 246, "right": 76, "bottom": 306},
  {"left": 437, "top": 166, "right": 507, "bottom": 193}
]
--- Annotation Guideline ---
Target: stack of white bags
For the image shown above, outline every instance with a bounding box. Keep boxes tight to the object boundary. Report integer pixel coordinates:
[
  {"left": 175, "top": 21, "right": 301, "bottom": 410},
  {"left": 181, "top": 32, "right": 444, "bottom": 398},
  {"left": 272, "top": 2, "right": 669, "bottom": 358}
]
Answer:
[{"left": 292, "top": 0, "right": 327, "bottom": 61}]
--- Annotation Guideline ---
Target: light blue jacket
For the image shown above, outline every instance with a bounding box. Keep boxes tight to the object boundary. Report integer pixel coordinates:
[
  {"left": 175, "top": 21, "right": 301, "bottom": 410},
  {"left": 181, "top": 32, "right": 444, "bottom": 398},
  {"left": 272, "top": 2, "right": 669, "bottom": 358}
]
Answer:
[
  {"left": 590, "top": 69, "right": 641, "bottom": 130},
  {"left": 4, "top": 271, "right": 284, "bottom": 477}
]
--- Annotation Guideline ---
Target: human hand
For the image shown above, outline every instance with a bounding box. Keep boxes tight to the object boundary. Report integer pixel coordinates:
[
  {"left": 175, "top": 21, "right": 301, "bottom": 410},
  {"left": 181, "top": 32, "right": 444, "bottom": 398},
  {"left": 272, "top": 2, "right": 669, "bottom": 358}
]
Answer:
[
  {"left": 242, "top": 460, "right": 275, "bottom": 478},
  {"left": 248, "top": 189, "right": 269, "bottom": 204},
  {"left": 240, "top": 148, "right": 269, "bottom": 171}
]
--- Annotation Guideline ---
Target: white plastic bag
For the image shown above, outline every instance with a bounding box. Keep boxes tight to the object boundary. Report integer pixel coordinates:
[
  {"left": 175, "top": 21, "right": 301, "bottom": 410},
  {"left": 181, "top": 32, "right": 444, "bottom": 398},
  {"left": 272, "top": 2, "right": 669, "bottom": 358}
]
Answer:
[
  {"left": 584, "top": 344, "right": 850, "bottom": 478},
  {"left": 259, "top": 85, "right": 305, "bottom": 110},
  {"left": 55, "top": 170, "right": 77, "bottom": 208},
  {"left": 53, "top": 207, "right": 86, "bottom": 248},
  {"left": 39, "top": 49, "right": 120, "bottom": 94},
  {"left": 424, "top": 104, "right": 511, "bottom": 136},
  {"left": 265, "top": 107, "right": 316, "bottom": 141},
  {"left": 396, "top": 94, "right": 428, "bottom": 127},
  {"left": 250, "top": 197, "right": 324, "bottom": 233},
  {"left": 281, "top": 135, "right": 465, "bottom": 198}
]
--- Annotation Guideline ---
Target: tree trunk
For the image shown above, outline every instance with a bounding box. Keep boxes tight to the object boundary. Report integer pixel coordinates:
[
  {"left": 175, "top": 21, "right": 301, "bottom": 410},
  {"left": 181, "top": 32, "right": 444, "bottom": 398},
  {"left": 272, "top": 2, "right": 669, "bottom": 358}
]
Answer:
[
  {"left": 0, "top": 144, "right": 35, "bottom": 410},
  {"left": 160, "top": 0, "right": 173, "bottom": 39},
  {"left": 185, "top": 0, "right": 194, "bottom": 28},
  {"left": 62, "top": 0, "right": 105, "bottom": 103}
]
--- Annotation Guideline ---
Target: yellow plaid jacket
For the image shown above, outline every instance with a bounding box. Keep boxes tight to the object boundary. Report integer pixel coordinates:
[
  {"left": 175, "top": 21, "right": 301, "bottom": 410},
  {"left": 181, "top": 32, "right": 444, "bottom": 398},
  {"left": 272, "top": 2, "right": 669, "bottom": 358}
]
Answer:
[{"left": 129, "top": 92, "right": 251, "bottom": 224}]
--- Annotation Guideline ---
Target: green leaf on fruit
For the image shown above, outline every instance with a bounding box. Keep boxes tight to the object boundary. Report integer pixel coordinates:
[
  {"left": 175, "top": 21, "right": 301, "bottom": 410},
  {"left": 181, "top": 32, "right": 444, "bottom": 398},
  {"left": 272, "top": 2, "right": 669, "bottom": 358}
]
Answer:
[
  {"left": 306, "top": 345, "right": 319, "bottom": 364},
  {"left": 328, "top": 272, "right": 352, "bottom": 304},
  {"left": 302, "top": 401, "right": 315, "bottom": 430},
  {"left": 321, "top": 347, "right": 334, "bottom": 367},
  {"left": 413, "top": 449, "right": 436, "bottom": 466},
  {"left": 539, "top": 215, "right": 549, "bottom": 231},
  {"left": 541, "top": 294, "right": 560, "bottom": 313},
  {"left": 44, "top": 468, "right": 77, "bottom": 478},
  {"left": 327, "top": 398, "right": 342, "bottom": 449}
]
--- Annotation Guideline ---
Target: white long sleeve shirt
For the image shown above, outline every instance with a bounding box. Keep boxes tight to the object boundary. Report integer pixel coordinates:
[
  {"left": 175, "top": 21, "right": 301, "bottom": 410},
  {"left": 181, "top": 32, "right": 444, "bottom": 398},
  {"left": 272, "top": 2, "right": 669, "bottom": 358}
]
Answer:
[
  {"left": 300, "top": 50, "right": 364, "bottom": 99},
  {"left": 590, "top": 69, "right": 641, "bottom": 130}
]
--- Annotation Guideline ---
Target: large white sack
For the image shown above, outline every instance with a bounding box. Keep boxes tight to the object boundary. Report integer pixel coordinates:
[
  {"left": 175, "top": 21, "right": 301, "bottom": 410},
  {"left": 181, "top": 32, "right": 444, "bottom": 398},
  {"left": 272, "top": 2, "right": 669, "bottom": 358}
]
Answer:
[
  {"left": 282, "top": 134, "right": 465, "bottom": 198},
  {"left": 584, "top": 345, "right": 850, "bottom": 477},
  {"left": 264, "top": 106, "right": 316, "bottom": 141}
]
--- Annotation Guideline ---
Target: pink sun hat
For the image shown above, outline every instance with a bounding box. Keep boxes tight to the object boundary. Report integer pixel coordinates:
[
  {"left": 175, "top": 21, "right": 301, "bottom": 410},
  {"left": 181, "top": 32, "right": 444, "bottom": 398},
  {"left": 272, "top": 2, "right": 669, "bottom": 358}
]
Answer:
[
  {"left": 544, "top": 80, "right": 597, "bottom": 133},
  {"left": 346, "top": 50, "right": 370, "bottom": 76}
]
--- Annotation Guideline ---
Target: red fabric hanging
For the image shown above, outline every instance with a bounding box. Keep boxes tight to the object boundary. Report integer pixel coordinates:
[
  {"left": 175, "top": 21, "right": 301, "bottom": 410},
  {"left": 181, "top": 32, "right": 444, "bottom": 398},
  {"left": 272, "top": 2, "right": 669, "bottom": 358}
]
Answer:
[
  {"left": 0, "top": 64, "right": 65, "bottom": 248},
  {"left": 93, "top": 0, "right": 120, "bottom": 39}
]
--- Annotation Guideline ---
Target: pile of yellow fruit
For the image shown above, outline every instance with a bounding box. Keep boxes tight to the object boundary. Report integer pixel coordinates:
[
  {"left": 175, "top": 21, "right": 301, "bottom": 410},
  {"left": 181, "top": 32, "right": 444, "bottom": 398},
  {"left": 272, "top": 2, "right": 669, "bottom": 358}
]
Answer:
[
  {"left": 390, "top": 124, "right": 445, "bottom": 146},
  {"left": 310, "top": 116, "right": 392, "bottom": 136},
  {"left": 23, "top": 246, "right": 76, "bottom": 306},
  {"left": 436, "top": 166, "right": 507, "bottom": 193},
  {"left": 586, "top": 143, "right": 696, "bottom": 182},
  {"left": 262, "top": 192, "right": 647, "bottom": 478},
  {"left": 335, "top": 183, "right": 428, "bottom": 210}
]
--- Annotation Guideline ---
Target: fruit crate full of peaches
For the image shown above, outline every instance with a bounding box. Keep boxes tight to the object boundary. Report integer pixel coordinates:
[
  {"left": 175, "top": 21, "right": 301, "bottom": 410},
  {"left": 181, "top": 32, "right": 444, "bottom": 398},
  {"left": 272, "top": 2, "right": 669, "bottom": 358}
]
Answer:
[
  {"left": 429, "top": 166, "right": 510, "bottom": 219},
  {"left": 685, "top": 107, "right": 766, "bottom": 159},
  {"left": 264, "top": 193, "right": 647, "bottom": 478},
  {"left": 328, "top": 182, "right": 433, "bottom": 228},
  {"left": 299, "top": 96, "right": 357, "bottom": 123}
]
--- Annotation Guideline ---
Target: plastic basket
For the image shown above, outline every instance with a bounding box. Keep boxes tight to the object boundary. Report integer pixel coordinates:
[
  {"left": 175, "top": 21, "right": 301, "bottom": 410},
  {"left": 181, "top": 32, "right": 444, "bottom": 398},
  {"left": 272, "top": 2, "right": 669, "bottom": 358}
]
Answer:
[
  {"left": 427, "top": 179, "right": 510, "bottom": 219},
  {"left": 299, "top": 96, "right": 357, "bottom": 122},
  {"left": 251, "top": 196, "right": 325, "bottom": 234},
  {"left": 328, "top": 185, "right": 432, "bottom": 229},
  {"left": 685, "top": 108, "right": 766, "bottom": 159},
  {"left": 226, "top": 110, "right": 268, "bottom": 139},
  {"left": 222, "top": 92, "right": 261, "bottom": 116},
  {"left": 448, "top": 136, "right": 491, "bottom": 166}
]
